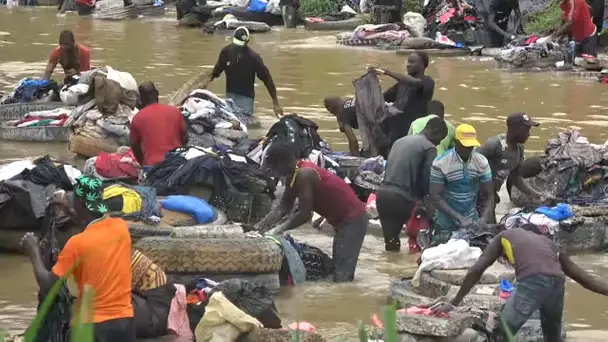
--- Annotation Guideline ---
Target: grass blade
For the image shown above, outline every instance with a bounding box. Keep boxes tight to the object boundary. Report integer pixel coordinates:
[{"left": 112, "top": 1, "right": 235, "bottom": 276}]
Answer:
[
  {"left": 357, "top": 320, "right": 368, "bottom": 342},
  {"left": 382, "top": 304, "right": 398, "bottom": 342}
]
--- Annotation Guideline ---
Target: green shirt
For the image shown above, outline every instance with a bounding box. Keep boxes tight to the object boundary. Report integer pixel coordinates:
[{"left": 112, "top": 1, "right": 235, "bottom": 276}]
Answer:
[{"left": 408, "top": 114, "right": 455, "bottom": 156}]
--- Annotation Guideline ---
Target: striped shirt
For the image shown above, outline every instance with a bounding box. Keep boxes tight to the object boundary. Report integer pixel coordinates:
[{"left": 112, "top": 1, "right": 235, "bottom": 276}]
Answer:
[{"left": 430, "top": 149, "right": 492, "bottom": 231}]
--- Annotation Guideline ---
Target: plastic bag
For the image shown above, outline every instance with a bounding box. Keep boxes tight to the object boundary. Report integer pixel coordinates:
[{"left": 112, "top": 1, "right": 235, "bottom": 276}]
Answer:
[
  {"left": 212, "top": 279, "right": 279, "bottom": 327},
  {"left": 365, "top": 193, "right": 378, "bottom": 219},
  {"left": 403, "top": 12, "right": 426, "bottom": 37},
  {"left": 248, "top": 0, "right": 268, "bottom": 12},
  {"left": 160, "top": 195, "right": 215, "bottom": 224},
  {"left": 412, "top": 239, "right": 482, "bottom": 287}
]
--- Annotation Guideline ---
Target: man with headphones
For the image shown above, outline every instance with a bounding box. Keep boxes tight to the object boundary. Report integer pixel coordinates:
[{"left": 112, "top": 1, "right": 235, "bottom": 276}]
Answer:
[{"left": 209, "top": 27, "right": 283, "bottom": 118}]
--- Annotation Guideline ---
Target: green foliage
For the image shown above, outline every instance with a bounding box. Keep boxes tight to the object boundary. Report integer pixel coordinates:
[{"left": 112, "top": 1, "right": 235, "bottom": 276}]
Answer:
[
  {"left": 298, "top": 0, "right": 337, "bottom": 18},
  {"left": 524, "top": 1, "right": 563, "bottom": 35},
  {"left": 403, "top": 0, "right": 423, "bottom": 15}
]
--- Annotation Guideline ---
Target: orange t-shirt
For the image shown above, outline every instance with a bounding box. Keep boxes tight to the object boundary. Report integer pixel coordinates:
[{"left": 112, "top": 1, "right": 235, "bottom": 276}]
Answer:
[
  {"left": 52, "top": 216, "right": 134, "bottom": 324},
  {"left": 48, "top": 43, "right": 91, "bottom": 75}
]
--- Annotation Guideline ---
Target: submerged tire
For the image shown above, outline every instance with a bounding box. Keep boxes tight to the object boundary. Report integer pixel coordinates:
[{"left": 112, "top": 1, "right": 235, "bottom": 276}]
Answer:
[
  {"left": 0, "top": 123, "right": 71, "bottom": 142},
  {"left": 134, "top": 237, "right": 283, "bottom": 274},
  {"left": 128, "top": 208, "right": 228, "bottom": 241},
  {"left": 395, "top": 48, "right": 471, "bottom": 57},
  {"left": 304, "top": 17, "right": 364, "bottom": 31},
  {"left": 0, "top": 102, "right": 66, "bottom": 121}
]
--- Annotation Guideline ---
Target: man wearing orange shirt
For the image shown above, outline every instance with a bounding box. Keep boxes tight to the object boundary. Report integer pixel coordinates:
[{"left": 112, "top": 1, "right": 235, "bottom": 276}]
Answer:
[
  {"left": 552, "top": 0, "right": 598, "bottom": 56},
  {"left": 21, "top": 175, "right": 135, "bottom": 341},
  {"left": 43, "top": 30, "right": 91, "bottom": 83}
]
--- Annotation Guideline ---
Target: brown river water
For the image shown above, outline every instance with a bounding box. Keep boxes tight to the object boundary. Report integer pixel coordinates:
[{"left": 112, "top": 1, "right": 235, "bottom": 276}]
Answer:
[{"left": 2, "top": 7, "right": 608, "bottom": 340}]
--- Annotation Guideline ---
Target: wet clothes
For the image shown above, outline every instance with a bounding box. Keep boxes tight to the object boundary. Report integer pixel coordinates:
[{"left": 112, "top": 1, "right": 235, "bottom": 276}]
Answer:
[
  {"left": 430, "top": 150, "right": 492, "bottom": 235},
  {"left": 332, "top": 212, "right": 368, "bottom": 282},
  {"left": 48, "top": 44, "right": 91, "bottom": 76},
  {"left": 493, "top": 227, "right": 564, "bottom": 279},
  {"left": 575, "top": 33, "right": 598, "bottom": 56},
  {"left": 409, "top": 115, "right": 456, "bottom": 155},
  {"left": 130, "top": 103, "right": 187, "bottom": 166},
  {"left": 52, "top": 216, "right": 134, "bottom": 324},
  {"left": 376, "top": 186, "right": 416, "bottom": 252},
  {"left": 211, "top": 44, "right": 277, "bottom": 101},
  {"left": 227, "top": 92, "right": 255, "bottom": 115},
  {"left": 294, "top": 160, "right": 365, "bottom": 226},
  {"left": 353, "top": 72, "right": 391, "bottom": 158},
  {"left": 383, "top": 76, "right": 435, "bottom": 146}
]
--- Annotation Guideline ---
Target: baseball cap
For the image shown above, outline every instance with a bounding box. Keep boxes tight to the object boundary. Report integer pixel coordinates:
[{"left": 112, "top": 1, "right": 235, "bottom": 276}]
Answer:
[
  {"left": 233, "top": 26, "right": 250, "bottom": 47},
  {"left": 506, "top": 112, "right": 539, "bottom": 127},
  {"left": 455, "top": 124, "right": 481, "bottom": 147}
]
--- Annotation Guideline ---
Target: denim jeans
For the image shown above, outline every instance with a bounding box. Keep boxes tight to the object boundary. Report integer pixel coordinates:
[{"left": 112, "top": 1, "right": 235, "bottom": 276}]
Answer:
[
  {"left": 226, "top": 92, "right": 254, "bottom": 116},
  {"left": 495, "top": 274, "right": 565, "bottom": 341}
]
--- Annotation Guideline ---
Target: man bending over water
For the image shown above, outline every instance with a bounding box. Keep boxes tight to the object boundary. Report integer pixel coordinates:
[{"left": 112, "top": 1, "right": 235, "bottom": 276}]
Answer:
[
  {"left": 43, "top": 30, "right": 91, "bottom": 83},
  {"left": 254, "top": 141, "right": 368, "bottom": 282},
  {"left": 430, "top": 223, "right": 608, "bottom": 341},
  {"left": 21, "top": 175, "right": 135, "bottom": 341},
  {"left": 430, "top": 124, "right": 494, "bottom": 244}
]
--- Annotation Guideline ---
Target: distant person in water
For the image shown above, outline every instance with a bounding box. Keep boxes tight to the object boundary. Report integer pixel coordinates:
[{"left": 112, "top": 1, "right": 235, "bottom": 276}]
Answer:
[
  {"left": 209, "top": 27, "right": 283, "bottom": 118},
  {"left": 480, "top": 0, "right": 522, "bottom": 47},
  {"left": 130, "top": 81, "right": 188, "bottom": 171},
  {"left": 372, "top": 51, "right": 435, "bottom": 149},
  {"left": 408, "top": 100, "right": 455, "bottom": 156},
  {"left": 254, "top": 141, "right": 368, "bottom": 282},
  {"left": 43, "top": 30, "right": 91, "bottom": 83}
]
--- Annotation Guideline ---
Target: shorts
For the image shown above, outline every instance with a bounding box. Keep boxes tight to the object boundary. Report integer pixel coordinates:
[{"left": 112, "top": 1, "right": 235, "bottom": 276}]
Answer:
[
  {"left": 226, "top": 92, "right": 255, "bottom": 116},
  {"left": 576, "top": 34, "right": 598, "bottom": 57}
]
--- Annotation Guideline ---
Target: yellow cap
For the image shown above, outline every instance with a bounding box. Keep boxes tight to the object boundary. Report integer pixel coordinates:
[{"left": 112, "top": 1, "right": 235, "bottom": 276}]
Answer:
[{"left": 455, "top": 124, "right": 480, "bottom": 147}]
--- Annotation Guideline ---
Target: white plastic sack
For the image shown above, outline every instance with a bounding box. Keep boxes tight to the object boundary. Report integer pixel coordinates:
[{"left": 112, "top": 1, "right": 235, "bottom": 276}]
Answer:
[
  {"left": 60, "top": 84, "right": 89, "bottom": 105},
  {"left": 105, "top": 66, "right": 138, "bottom": 92},
  {"left": 360, "top": 0, "right": 371, "bottom": 13},
  {"left": 265, "top": 0, "right": 282, "bottom": 15},
  {"left": 412, "top": 239, "right": 482, "bottom": 287},
  {"left": 341, "top": 4, "right": 357, "bottom": 14},
  {"left": 403, "top": 12, "right": 426, "bottom": 37}
]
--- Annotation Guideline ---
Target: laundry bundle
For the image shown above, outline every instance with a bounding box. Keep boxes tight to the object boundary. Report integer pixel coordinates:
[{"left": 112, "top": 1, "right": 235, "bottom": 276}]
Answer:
[
  {"left": 0, "top": 78, "right": 59, "bottom": 104},
  {"left": 495, "top": 36, "right": 573, "bottom": 70},
  {"left": 8, "top": 107, "right": 73, "bottom": 128},
  {"left": 83, "top": 146, "right": 141, "bottom": 180},
  {"left": 69, "top": 66, "right": 139, "bottom": 149},
  {"left": 180, "top": 89, "right": 249, "bottom": 148}
]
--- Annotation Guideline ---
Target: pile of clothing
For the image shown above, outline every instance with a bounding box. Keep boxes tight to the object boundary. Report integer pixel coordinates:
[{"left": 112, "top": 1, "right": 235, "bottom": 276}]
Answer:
[
  {"left": 495, "top": 36, "right": 573, "bottom": 69},
  {"left": 7, "top": 107, "right": 72, "bottom": 128},
  {"left": 336, "top": 23, "right": 412, "bottom": 46},
  {"left": 177, "top": 0, "right": 281, "bottom": 28},
  {"left": 145, "top": 146, "right": 276, "bottom": 211},
  {"left": 0, "top": 79, "right": 59, "bottom": 104},
  {"left": 512, "top": 130, "right": 608, "bottom": 206},
  {"left": 83, "top": 146, "right": 141, "bottom": 180},
  {"left": 423, "top": 0, "right": 480, "bottom": 45},
  {"left": 180, "top": 89, "right": 249, "bottom": 148},
  {"left": 503, "top": 203, "right": 575, "bottom": 237},
  {"left": 102, "top": 183, "right": 162, "bottom": 224},
  {"left": 203, "top": 13, "right": 272, "bottom": 33},
  {"left": 69, "top": 66, "right": 139, "bottom": 146}
]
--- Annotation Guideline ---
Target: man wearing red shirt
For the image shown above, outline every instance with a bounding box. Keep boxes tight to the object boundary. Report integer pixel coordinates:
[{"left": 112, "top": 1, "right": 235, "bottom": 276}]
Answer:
[
  {"left": 553, "top": 0, "right": 597, "bottom": 56},
  {"left": 130, "top": 82, "right": 188, "bottom": 170},
  {"left": 43, "top": 30, "right": 91, "bottom": 83}
]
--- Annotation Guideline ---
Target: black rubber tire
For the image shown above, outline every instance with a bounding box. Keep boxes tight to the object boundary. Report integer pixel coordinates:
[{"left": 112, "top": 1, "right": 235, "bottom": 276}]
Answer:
[
  {"left": 0, "top": 102, "right": 67, "bottom": 121},
  {"left": 0, "top": 123, "right": 71, "bottom": 142},
  {"left": 167, "top": 272, "right": 281, "bottom": 294},
  {"left": 305, "top": 17, "right": 364, "bottom": 31},
  {"left": 128, "top": 207, "right": 227, "bottom": 241},
  {"left": 134, "top": 237, "right": 283, "bottom": 274}
]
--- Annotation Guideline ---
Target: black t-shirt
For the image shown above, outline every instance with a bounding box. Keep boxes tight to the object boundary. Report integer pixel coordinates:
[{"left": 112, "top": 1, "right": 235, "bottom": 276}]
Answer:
[
  {"left": 210, "top": 45, "right": 277, "bottom": 100},
  {"left": 489, "top": 0, "right": 518, "bottom": 19},
  {"left": 383, "top": 75, "right": 435, "bottom": 142},
  {"left": 476, "top": 134, "right": 523, "bottom": 192},
  {"left": 336, "top": 98, "right": 359, "bottom": 130}
]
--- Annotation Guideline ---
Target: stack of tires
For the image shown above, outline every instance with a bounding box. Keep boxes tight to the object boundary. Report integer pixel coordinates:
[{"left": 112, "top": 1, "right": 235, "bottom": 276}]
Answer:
[{"left": 135, "top": 235, "right": 284, "bottom": 293}]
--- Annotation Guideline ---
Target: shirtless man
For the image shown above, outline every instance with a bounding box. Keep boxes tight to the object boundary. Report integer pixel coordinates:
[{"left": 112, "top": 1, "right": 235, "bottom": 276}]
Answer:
[
  {"left": 476, "top": 113, "right": 547, "bottom": 222},
  {"left": 254, "top": 141, "right": 368, "bottom": 282}
]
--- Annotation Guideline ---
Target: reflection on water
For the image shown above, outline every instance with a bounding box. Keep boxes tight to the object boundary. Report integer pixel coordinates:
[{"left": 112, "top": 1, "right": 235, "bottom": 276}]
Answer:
[{"left": 2, "top": 7, "right": 608, "bottom": 338}]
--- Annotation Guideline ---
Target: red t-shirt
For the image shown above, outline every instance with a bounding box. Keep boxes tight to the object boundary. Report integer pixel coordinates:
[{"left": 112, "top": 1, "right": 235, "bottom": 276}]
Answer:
[
  {"left": 129, "top": 103, "right": 187, "bottom": 166},
  {"left": 48, "top": 44, "right": 91, "bottom": 75},
  {"left": 561, "top": 0, "right": 596, "bottom": 42}
]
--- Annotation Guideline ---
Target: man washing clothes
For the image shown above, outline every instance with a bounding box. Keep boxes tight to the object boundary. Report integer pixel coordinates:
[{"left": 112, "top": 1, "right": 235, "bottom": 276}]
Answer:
[
  {"left": 429, "top": 124, "right": 495, "bottom": 245},
  {"left": 476, "top": 113, "right": 549, "bottom": 222},
  {"left": 209, "top": 27, "right": 283, "bottom": 117},
  {"left": 480, "top": 0, "right": 522, "bottom": 47},
  {"left": 551, "top": 0, "right": 598, "bottom": 57},
  {"left": 130, "top": 81, "right": 188, "bottom": 172},
  {"left": 324, "top": 96, "right": 363, "bottom": 156},
  {"left": 254, "top": 141, "right": 368, "bottom": 282},
  {"left": 429, "top": 223, "right": 608, "bottom": 341},
  {"left": 43, "top": 30, "right": 91, "bottom": 83},
  {"left": 377, "top": 117, "right": 448, "bottom": 252},
  {"left": 21, "top": 175, "right": 135, "bottom": 341}
]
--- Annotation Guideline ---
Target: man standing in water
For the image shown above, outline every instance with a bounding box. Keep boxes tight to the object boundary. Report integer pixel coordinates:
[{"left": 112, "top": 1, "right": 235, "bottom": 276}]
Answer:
[
  {"left": 130, "top": 81, "right": 188, "bottom": 171},
  {"left": 323, "top": 96, "right": 366, "bottom": 157},
  {"left": 377, "top": 117, "right": 447, "bottom": 252},
  {"left": 481, "top": 0, "right": 522, "bottom": 47},
  {"left": 429, "top": 223, "right": 608, "bottom": 341},
  {"left": 43, "top": 30, "right": 91, "bottom": 83},
  {"left": 430, "top": 124, "right": 495, "bottom": 244},
  {"left": 21, "top": 175, "right": 135, "bottom": 341},
  {"left": 476, "top": 113, "right": 548, "bottom": 222},
  {"left": 254, "top": 141, "right": 368, "bottom": 282},
  {"left": 373, "top": 51, "right": 434, "bottom": 149},
  {"left": 209, "top": 27, "right": 283, "bottom": 117}
]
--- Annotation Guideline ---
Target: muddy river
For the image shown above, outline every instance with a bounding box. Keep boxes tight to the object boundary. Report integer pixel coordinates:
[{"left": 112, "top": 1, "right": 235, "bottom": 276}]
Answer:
[{"left": 2, "top": 7, "right": 608, "bottom": 340}]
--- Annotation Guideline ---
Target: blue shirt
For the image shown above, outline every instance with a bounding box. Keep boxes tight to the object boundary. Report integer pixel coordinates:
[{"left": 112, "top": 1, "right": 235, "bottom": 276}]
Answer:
[{"left": 430, "top": 149, "right": 492, "bottom": 231}]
